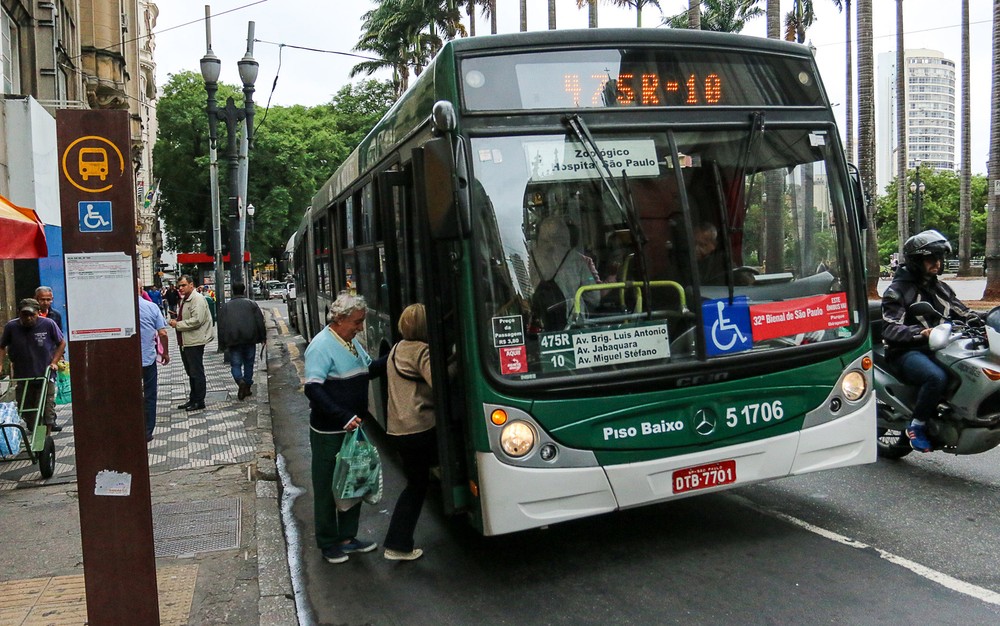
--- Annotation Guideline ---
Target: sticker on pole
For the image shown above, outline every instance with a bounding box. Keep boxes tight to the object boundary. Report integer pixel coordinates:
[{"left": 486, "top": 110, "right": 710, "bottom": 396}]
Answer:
[
  {"left": 79, "top": 201, "right": 112, "bottom": 232},
  {"left": 703, "top": 297, "right": 752, "bottom": 356}
]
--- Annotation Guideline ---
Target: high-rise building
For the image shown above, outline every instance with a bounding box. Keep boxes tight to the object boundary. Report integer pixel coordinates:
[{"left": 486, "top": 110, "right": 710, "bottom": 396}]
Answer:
[{"left": 875, "top": 49, "right": 956, "bottom": 193}]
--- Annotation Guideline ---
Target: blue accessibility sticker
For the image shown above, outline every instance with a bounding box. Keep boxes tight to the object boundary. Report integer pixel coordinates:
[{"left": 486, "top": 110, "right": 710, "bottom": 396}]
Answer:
[
  {"left": 703, "top": 296, "right": 753, "bottom": 356},
  {"left": 79, "top": 201, "right": 112, "bottom": 232}
]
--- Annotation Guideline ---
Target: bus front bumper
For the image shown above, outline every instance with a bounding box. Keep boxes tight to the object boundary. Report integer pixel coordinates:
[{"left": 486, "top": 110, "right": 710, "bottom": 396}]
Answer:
[{"left": 476, "top": 394, "right": 875, "bottom": 536}]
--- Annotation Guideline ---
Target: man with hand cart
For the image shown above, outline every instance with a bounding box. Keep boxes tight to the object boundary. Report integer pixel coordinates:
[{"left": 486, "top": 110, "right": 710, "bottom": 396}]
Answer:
[{"left": 0, "top": 298, "right": 66, "bottom": 434}]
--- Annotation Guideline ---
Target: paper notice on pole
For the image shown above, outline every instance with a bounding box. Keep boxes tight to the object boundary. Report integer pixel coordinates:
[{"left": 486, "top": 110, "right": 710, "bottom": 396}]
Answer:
[
  {"left": 65, "top": 252, "right": 137, "bottom": 341},
  {"left": 94, "top": 469, "right": 132, "bottom": 496}
]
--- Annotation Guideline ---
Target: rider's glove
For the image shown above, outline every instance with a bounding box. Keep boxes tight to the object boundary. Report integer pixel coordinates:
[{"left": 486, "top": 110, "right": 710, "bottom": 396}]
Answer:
[{"left": 967, "top": 315, "right": 986, "bottom": 328}]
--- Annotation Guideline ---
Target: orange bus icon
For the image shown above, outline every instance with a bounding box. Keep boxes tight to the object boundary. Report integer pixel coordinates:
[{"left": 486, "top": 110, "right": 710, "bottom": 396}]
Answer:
[{"left": 78, "top": 147, "right": 109, "bottom": 181}]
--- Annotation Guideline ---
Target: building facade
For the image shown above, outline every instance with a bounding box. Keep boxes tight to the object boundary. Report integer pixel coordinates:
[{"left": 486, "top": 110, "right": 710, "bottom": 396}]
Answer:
[
  {"left": 0, "top": 0, "right": 158, "bottom": 325},
  {"left": 876, "top": 49, "right": 957, "bottom": 193}
]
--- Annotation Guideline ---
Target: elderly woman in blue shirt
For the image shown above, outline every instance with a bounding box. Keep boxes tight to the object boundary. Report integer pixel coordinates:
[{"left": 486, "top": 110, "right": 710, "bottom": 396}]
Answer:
[{"left": 303, "top": 291, "right": 386, "bottom": 564}]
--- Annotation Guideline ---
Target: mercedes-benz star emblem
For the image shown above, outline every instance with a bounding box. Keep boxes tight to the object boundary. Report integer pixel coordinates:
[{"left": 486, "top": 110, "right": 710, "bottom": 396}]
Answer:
[{"left": 694, "top": 409, "right": 716, "bottom": 436}]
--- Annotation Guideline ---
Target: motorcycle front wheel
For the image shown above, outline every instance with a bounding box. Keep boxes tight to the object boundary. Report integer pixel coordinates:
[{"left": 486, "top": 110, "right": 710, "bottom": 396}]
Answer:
[{"left": 876, "top": 427, "right": 913, "bottom": 459}]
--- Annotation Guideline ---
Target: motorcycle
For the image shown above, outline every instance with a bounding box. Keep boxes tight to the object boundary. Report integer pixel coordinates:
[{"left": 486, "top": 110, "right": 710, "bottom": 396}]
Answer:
[{"left": 871, "top": 301, "right": 1000, "bottom": 458}]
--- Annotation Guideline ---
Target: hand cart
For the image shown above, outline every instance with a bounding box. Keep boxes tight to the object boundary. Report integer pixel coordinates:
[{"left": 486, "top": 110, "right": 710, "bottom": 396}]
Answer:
[{"left": 0, "top": 376, "right": 57, "bottom": 479}]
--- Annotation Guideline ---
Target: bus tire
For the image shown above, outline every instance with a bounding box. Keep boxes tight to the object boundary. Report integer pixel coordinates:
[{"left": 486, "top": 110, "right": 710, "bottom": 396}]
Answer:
[
  {"left": 39, "top": 436, "right": 56, "bottom": 478},
  {"left": 876, "top": 427, "right": 912, "bottom": 460}
]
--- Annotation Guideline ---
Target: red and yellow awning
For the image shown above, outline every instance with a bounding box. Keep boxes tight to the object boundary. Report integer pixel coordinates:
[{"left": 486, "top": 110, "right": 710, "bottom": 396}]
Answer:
[{"left": 0, "top": 193, "right": 47, "bottom": 259}]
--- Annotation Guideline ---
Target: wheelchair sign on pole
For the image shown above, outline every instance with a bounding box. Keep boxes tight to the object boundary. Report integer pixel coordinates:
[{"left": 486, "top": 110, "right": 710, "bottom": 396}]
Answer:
[
  {"left": 703, "top": 296, "right": 753, "bottom": 356},
  {"left": 78, "top": 201, "right": 112, "bottom": 232}
]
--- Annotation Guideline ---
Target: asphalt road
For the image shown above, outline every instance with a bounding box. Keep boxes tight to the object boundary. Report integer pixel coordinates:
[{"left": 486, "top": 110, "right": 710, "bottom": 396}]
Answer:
[{"left": 265, "top": 302, "right": 1000, "bottom": 625}]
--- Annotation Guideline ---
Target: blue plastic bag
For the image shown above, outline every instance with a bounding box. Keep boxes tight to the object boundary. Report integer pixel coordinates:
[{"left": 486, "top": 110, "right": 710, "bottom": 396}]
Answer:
[{"left": 0, "top": 401, "right": 23, "bottom": 457}]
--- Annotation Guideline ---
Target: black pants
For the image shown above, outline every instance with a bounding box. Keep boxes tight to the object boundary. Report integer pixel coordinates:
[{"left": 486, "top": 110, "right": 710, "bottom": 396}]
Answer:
[
  {"left": 180, "top": 344, "right": 206, "bottom": 404},
  {"left": 384, "top": 428, "right": 438, "bottom": 552}
]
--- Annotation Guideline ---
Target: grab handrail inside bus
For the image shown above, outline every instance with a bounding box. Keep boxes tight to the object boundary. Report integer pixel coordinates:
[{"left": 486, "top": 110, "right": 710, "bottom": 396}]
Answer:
[{"left": 572, "top": 280, "right": 687, "bottom": 319}]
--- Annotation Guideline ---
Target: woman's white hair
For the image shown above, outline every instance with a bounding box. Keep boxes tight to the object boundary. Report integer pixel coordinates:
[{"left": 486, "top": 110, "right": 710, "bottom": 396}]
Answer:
[{"left": 327, "top": 291, "right": 367, "bottom": 323}]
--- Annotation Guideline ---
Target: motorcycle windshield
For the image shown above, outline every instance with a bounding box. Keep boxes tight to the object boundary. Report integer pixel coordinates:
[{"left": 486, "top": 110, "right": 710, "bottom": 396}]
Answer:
[{"left": 470, "top": 127, "right": 861, "bottom": 382}]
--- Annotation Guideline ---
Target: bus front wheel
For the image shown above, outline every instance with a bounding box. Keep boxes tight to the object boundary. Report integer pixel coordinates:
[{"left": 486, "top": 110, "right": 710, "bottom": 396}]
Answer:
[{"left": 876, "top": 427, "right": 912, "bottom": 460}]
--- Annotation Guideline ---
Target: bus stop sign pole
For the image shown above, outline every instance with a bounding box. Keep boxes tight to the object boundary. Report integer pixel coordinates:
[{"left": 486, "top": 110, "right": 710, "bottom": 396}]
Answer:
[{"left": 56, "top": 109, "right": 159, "bottom": 624}]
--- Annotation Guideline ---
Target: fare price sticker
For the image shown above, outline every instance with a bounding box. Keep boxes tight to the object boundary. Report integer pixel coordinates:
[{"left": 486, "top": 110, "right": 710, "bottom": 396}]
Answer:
[{"left": 540, "top": 323, "right": 670, "bottom": 372}]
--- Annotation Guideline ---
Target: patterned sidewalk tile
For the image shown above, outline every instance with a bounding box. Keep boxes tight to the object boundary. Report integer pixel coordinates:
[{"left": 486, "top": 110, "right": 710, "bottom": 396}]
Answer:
[{"left": 0, "top": 334, "right": 263, "bottom": 490}]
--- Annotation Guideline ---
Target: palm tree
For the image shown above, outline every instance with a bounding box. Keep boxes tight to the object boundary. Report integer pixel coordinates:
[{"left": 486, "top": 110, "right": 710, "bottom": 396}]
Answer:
[
  {"left": 489, "top": 0, "right": 497, "bottom": 34},
  {"left": 690, "top": 0, "right": 701, "bottom": 29},
  {"left": 857, "top": 0, "right": 879, "bottom": 297},
  {"left": 895, "top": 0, "right": 908, "bottom": 255},
  {"left": 352, "top": 0, "right": 465, "bottom": 96},
  {"left": 520, "top": 0, "right": 527, "bottom": 31},
  {"left": 763, "top": 0, "right": 783, "bottom": 272},
  {"left": 985, "top": 0, "right": 1000, "bottom": 298},
  {"left": 467, "top": 0, "right": 476, "bottom": 36},
  {"left": 549, "top": 0, "right": 557, "bottom": 29},
  {"left": 766, "top": 0, "right": 780, "bottom": 39},
  {"left": 605, "top": 0, "right": 662, "bottom": 27},
  {"left": 958, "top": 0, "right": 973, "bottom": 275},
  {"left": 665, "top": 1, "right": 763, "bottom": 33},
  {"left": 576, "top": 0, "right": 599, "bottom": 28}
]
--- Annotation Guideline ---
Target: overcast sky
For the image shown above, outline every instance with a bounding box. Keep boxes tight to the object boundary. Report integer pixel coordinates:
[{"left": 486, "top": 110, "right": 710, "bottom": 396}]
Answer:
[{"left": 153, "top": 0, "right": 994, "bottom": 175}]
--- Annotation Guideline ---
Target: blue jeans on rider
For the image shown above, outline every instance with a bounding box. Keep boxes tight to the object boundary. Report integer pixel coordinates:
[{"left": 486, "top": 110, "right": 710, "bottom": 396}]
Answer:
[
  {"left": 896, "top": 350, "right": 948, "bottom": 423},
  {"left": 229, "top": 344, "right": 256, "bottom": 386}
]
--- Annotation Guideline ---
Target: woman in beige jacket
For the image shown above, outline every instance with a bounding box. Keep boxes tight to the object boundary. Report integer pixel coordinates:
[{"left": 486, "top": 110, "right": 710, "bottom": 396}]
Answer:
[{"left": 382, "top": 303, "right": 441, "bottom": 561}]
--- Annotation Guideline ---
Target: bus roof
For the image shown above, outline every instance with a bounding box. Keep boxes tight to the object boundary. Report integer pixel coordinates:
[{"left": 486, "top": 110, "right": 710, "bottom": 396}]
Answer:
[{"left": 309, "top": 29, "right": 818, "bottom": 213}]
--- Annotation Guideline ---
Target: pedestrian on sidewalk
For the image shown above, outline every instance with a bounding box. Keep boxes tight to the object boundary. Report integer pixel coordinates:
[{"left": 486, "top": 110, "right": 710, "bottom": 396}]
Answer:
[
  {"left": 0, "top": 298, "right": 66, "bottom": 433},
  {"left": 34, "top": 286, "right": 63, "bottom": 333},
  {"left": 164, "top": 284, "right": 180, "bottom": 317},
  {"left": 382, "top": 303, "right": 453, "bottom": 562},
  {"left": 168, "top": 275, "right": 213, "bottom": 411},
  {"left": 218, "top": 282, "right": 266, "bottom": 400},
  {"left": 303, "top": 291, "right": 387, "bottom": 564},
  {"left": 137, "top": 279, "right": 169, "bottom": 442}
]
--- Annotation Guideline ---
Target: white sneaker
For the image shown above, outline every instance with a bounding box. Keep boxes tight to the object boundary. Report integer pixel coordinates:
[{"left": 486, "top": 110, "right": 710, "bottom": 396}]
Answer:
[{"left": 384, "top": 548, "right": 423, "bottom": 561}]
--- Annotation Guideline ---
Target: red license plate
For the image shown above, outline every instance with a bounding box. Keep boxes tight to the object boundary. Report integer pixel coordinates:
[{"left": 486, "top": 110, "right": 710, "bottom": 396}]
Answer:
[{"left": 672, "top": 459, "right": 737, "bottom": 494}]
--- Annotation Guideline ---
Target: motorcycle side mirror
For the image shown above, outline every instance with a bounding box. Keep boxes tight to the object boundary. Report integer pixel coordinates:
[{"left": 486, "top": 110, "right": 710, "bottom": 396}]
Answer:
[{"left": 928, "top": 323, "right": 955, "bottom": 351}]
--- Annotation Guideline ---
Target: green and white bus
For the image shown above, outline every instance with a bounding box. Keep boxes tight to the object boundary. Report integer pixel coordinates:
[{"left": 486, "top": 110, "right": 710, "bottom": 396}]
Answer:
[{"left": 292, "top": 29, "right": 876, "bottom": 536}]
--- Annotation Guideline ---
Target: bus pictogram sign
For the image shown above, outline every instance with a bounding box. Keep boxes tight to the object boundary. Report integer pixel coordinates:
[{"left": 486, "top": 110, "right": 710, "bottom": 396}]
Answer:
[{"left": 61, "top": 135, "right": 125, "bottom": 193}]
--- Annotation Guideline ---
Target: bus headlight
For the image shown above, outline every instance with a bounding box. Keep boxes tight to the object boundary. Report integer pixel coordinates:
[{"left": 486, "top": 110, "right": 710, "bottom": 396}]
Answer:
[
  {"left": 841, "top": 371, "right": 867, "bottom": 401},
  {"left": 500, "top": 421, "right": 535, "bottom": 457}
]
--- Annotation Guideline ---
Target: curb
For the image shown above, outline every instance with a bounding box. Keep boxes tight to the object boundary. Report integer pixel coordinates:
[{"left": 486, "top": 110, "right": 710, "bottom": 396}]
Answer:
[{"left": 256, "top": 313, "right": 297, "bottom": 625}]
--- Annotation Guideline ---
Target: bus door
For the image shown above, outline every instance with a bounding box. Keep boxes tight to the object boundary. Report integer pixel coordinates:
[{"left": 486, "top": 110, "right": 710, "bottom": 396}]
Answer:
[
  {"left": 412, "top": 143, "right": 470, "bottom": 516},
  {"left": 376, "top": 167, "right": 412, "bottom": 339}
]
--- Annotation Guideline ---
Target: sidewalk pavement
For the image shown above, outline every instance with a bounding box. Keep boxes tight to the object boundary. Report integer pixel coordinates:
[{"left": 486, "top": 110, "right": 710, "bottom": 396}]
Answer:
[{"left": 0, "top": 310, "right": 295, "bottom": 625}]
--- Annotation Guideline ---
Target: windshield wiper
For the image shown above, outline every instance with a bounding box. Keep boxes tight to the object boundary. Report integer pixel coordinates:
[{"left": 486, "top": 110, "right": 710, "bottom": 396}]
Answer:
[
  {"left": 563, "top": 114, "right": 650, "bottom": 307},
  {"left": 724, "top": 111, "right": 767, "bottom": 302}
]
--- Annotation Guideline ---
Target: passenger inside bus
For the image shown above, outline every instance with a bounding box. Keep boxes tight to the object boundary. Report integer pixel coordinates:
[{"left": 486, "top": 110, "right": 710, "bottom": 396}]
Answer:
[{"left": 529, "top": 216, "right": 601, "bottom": 330}]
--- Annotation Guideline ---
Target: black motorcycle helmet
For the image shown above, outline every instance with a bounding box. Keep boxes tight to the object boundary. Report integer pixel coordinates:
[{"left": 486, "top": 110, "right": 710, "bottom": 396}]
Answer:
[{"left": 903, "top": 229, "right": 951, "bottom": 276}]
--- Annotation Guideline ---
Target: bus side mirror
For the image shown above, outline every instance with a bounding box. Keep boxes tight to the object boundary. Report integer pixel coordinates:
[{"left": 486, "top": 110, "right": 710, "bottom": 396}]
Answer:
[{"left": 847, "top": 163, "right": 869, "bottom": 230}]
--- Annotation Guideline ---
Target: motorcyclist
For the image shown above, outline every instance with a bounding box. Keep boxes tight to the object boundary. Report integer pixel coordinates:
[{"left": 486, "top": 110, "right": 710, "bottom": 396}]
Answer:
[{"left": 881, "top": 230, "right": 983, "bottom": 452}]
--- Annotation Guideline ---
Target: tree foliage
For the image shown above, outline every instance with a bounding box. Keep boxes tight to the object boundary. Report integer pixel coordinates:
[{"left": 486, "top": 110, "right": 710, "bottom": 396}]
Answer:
[
  {"left": 875, "top": 169, "right": 989, "bottom": 261},
  {"left": 154, "top": 72, "right": 396, "bottom": 267},
  {"left": 665, "top": 0, "right": 763, "bottom": 32}
]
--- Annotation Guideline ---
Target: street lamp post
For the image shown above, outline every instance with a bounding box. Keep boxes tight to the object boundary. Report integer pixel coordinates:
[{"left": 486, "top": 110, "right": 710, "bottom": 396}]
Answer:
[
  {"left": 200, "top": 21, "right": 257, "bottom": 295},
  {"left": 909, "top": 160, "right": 925, "bottom": 234}
]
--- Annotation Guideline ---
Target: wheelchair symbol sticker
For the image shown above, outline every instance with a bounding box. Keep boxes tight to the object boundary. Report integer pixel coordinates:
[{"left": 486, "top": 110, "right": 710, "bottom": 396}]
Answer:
[
  {"left": 703, "top": 297, "right": 753, "bottom": 356},
  {"left": 79, "top": 201, "right": 112, "bottom": 232}
]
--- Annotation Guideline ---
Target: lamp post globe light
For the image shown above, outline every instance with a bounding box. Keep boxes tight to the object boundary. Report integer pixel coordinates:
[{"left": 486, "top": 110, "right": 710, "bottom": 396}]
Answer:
[{"left": 200, "top": 22, "right": 257, "bottom": 296}]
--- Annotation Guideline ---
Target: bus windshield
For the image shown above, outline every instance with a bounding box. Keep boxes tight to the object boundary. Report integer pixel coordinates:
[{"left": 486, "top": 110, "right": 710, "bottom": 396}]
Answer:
[{"left": 470, "top": 127, "right": 860, "bottom": 382}]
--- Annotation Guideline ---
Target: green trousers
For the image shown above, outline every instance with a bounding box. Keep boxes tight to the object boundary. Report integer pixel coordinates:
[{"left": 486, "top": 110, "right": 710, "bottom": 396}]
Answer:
[{"left": 310, "top": 429, "right": 362, "bottom": 550}]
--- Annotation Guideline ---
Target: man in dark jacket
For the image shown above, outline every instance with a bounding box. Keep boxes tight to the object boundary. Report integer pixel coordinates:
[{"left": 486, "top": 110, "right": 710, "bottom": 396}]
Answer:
[
  {"left": 881, "top": 230, "right": 982, "bottom": 452},
  {"left": 217, "top": 282, "right": 267, "bottom": 400}
]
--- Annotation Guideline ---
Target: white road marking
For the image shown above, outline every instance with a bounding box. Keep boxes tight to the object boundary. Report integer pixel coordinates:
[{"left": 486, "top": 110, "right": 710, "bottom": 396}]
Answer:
[{"left": 729, "top": 494, "right": 1000, "bottom": 606}]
